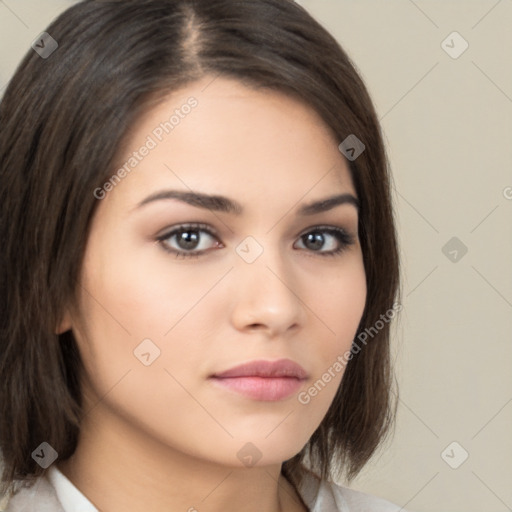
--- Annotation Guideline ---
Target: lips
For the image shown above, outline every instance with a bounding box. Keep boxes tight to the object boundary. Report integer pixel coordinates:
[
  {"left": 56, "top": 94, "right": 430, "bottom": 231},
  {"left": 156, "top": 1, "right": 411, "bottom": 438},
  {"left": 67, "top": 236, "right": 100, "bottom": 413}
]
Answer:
[{"left": 209, "top": 359, "right": 308, "bottom": 401}]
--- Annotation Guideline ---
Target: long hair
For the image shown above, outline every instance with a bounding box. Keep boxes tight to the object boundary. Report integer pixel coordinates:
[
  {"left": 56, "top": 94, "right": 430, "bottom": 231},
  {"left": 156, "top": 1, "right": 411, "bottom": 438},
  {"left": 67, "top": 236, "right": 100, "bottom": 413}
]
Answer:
[{"left": 0, "top": 0, "right": 400, "bottom": 497}]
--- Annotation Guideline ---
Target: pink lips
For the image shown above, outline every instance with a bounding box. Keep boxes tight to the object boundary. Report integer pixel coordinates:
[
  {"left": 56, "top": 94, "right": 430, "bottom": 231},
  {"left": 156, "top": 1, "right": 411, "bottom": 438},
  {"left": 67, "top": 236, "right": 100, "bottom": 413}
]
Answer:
[{"left": 209, "top": 359, "right": 308, "bottom": 401}]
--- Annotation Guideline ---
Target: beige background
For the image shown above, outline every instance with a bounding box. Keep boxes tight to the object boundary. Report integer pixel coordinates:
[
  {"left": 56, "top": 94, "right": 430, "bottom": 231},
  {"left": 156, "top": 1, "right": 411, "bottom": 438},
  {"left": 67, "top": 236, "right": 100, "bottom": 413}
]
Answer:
[{"left": 1, "top": 1, "right": 511, "bottom": 511}]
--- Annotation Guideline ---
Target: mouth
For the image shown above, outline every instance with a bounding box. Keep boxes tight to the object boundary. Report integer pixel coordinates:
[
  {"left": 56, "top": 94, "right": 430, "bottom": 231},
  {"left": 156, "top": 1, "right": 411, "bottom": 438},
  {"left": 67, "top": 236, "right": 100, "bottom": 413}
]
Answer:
[{"left": 209, "top": 359, "right": 308, "bottom": 401}]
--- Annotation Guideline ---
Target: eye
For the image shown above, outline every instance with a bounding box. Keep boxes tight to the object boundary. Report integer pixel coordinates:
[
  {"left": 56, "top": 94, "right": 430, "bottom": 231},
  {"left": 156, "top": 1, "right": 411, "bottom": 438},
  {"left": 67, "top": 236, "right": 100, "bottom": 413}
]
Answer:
[
  {"left": 156, "top": 223, "right": 221, "bottom": 258},
  {"left": 156, "top": 223, "right": 356, "bottom": 259},
  {"left": 294, "top": 226, "right": 355, "bottom": 257}
]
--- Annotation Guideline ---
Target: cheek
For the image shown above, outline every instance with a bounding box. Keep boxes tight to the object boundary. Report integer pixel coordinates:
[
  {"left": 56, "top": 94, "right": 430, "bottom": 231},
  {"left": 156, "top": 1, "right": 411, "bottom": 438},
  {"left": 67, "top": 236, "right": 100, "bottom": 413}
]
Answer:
[
  {"left": 74, "top": 236, "right": 225, "bottom": 399},
  {"left": 310, "top": 254, "right": 367, "bottom": 356},
  {"left": 294, "top": 254, "right": 366, "bottom": 411},
  {"left": 72, "top": 247, "right": 225, "bottom": 452},
  {"left": 79, "top": 235, "right": 221, "bottom": 341}
]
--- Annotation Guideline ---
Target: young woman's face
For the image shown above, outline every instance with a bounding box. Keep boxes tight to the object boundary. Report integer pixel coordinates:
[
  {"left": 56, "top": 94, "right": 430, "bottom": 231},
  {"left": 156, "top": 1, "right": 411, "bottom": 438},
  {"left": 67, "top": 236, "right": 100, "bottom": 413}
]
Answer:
[{"left": 65, "top": 76, "right": 366, "bottom": 468}]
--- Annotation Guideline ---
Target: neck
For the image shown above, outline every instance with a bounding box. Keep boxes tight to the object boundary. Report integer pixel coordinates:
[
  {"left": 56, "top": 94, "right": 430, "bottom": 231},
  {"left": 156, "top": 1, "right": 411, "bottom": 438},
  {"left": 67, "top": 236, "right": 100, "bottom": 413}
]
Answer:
[{"left": 57, "top": 401, "right": 308, "bottom": 512}]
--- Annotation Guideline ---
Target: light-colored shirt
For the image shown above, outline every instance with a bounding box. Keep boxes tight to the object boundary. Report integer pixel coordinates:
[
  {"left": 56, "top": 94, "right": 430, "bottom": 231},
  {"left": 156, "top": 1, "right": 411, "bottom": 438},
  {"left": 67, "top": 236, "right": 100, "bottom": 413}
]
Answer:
[{"left": 1, "top": 465, "right": 407, "bottom": 511}]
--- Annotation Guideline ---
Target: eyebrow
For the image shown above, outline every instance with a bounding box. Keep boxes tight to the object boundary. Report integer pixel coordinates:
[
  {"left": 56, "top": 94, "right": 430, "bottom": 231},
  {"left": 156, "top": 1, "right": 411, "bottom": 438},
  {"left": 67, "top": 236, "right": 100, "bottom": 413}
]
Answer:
[{"left": 133, "top": 189, "right": 359, "bottom": 216}]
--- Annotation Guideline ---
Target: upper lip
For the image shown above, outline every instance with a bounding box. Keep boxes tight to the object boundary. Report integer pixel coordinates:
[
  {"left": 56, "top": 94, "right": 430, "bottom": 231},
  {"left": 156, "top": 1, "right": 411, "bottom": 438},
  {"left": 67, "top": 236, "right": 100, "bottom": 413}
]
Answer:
[{"left": 211, "top": 359, "right": 308, "bottom": 379}]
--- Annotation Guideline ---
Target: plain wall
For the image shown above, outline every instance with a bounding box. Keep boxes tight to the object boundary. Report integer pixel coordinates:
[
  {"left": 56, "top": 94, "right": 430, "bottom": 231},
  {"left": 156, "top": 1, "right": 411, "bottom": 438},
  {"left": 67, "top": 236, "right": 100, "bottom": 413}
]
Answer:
[{"left": 1, "top": 1, "right": 511, "bottom": 511}]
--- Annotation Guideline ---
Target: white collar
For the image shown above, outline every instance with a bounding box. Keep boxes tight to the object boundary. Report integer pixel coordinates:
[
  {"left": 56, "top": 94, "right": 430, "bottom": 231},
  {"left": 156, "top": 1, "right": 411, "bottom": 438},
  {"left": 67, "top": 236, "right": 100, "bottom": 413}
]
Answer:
[{"left": 47, "top": 466, "right": 98, "bottom": 512}]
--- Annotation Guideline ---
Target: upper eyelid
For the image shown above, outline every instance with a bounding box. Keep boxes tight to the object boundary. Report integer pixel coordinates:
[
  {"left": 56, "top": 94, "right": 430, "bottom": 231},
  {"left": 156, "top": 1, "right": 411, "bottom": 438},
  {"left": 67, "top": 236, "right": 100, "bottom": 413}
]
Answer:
[
  {"left": 157, "top": 222, "right": 355, "bottom": 238},
  {"left": 157, "top": 222, "right": 219, "bottom": 240}
]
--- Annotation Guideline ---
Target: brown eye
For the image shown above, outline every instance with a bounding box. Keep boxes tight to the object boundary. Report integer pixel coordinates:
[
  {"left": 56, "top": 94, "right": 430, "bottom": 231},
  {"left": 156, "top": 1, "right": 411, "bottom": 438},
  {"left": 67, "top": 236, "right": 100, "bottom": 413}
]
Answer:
[
  {"left": 157, "top": 223, "right": 221, "bottom": 258},
  {"left": 294, "top": 226, "right": 355, "bottom": 256}
]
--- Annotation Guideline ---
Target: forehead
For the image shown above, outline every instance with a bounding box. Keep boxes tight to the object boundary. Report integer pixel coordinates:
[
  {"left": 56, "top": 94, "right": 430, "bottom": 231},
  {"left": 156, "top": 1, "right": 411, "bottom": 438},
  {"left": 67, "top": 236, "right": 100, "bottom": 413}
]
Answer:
[{"left": 103, "top": 76, "right": 355, "bottom": 214}]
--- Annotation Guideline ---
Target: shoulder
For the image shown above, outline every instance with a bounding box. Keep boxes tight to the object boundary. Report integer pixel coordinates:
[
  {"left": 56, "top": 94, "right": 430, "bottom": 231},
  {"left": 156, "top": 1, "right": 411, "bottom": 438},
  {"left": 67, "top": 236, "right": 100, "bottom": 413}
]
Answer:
[
  {"left": 297, "top": 470, "right": 407, "bottom": 512},
  {"left": 1, "top": 474, "right": 64, "bottom": 512}
]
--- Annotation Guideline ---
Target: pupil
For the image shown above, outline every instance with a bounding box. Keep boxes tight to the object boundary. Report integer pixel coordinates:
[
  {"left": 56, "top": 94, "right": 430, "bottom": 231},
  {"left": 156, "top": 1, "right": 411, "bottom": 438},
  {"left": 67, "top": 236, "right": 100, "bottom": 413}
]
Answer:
[
  {"left": 305, "top": 232, "right": 324, "bottom": 250},
  {"left": 178, "top": 230, "right": 199, "bottom": 250}
]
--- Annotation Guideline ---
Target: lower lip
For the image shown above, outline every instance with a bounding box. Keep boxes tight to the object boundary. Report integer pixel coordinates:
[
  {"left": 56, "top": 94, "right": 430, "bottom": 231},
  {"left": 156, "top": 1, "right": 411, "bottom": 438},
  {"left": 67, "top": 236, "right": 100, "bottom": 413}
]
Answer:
[{"left": 209, "top": 376, "right": 305, "bottom": 401}]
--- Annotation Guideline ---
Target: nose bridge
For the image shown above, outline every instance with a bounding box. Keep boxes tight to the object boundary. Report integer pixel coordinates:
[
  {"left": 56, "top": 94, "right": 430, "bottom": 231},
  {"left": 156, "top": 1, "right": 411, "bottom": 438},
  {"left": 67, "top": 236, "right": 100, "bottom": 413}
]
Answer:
[{"left": 237, "top": 232, "right": 292, "bottom": 285}]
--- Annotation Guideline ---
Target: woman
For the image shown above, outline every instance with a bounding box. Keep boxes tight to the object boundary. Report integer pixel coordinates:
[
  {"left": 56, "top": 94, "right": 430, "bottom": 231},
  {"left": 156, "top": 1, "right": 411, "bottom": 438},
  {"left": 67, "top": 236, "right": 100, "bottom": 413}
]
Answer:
[{"left": 0, "top": 1, "right": 403, "bottom": 510}]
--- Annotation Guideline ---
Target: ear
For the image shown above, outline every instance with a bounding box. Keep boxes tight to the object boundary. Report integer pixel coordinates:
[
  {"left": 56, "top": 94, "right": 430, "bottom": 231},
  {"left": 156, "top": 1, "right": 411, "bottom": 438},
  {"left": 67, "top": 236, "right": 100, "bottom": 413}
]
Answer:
[{"left": 55, "top": 310, "right": 73, "bottom": 335}]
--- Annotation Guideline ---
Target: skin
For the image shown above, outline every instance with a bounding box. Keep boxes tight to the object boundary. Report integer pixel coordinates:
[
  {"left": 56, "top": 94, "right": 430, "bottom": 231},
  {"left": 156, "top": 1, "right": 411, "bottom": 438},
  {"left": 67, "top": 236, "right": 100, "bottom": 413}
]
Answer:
[{"left": 57, "top": 75, "right": 367, "bottom": 512}]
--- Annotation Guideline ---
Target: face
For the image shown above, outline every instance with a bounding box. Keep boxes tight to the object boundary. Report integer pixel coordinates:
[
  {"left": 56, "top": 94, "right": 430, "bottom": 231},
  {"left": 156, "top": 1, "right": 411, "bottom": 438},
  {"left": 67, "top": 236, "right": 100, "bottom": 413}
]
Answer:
[{"left": 63, "top": 76, "right": 366, "bottom": 469}]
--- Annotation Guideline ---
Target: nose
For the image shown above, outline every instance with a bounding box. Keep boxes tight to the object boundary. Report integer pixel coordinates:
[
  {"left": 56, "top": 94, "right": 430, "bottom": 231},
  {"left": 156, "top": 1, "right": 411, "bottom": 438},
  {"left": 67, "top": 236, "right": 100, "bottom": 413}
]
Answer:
[{"left": 229, "top": 243, "right": 306, "bottom": 338}]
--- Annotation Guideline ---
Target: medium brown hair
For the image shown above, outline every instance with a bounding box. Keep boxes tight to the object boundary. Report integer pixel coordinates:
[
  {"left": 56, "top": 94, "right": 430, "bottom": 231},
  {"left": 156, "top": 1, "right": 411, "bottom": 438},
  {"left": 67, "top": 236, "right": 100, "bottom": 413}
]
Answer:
[{"left": 0, "top": 0, "right": 400, "bottom": 497}]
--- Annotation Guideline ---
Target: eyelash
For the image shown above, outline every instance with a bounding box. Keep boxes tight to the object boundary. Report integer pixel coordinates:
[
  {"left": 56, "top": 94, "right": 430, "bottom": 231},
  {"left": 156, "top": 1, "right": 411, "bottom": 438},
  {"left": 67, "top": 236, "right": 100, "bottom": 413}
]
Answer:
[{"left": 156, "top": 222, "right": 356, "bottom": 259}]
